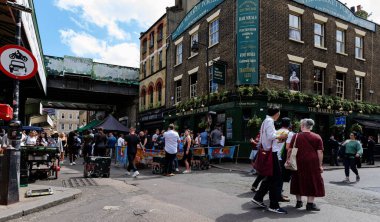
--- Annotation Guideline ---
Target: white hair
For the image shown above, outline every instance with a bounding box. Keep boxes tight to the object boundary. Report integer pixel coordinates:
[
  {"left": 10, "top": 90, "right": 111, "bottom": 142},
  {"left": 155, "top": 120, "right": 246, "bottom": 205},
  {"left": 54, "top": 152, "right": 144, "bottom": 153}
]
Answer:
[{"left": 300, "top": 118, "right": 315, "bottom": 130}]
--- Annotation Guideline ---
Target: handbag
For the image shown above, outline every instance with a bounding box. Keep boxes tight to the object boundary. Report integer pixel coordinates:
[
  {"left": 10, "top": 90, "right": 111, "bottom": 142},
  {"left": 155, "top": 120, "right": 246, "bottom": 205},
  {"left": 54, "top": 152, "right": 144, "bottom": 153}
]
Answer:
[
  {"left": 254, "top": 121, "right": 273, "bottom": 177},
  {"left": 285, "top": 133, "right": 298, "bottom": 171}
]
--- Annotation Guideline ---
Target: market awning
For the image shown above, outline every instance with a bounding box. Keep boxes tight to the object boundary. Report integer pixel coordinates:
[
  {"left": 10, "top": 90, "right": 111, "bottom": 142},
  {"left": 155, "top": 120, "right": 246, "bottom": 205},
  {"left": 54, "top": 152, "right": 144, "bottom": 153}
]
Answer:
[
  {"left": 77, "top": 120, "right": 101, "bottom": 133},
  {"left": 355, "top": 119, "right": 380, "bottom": 130}
]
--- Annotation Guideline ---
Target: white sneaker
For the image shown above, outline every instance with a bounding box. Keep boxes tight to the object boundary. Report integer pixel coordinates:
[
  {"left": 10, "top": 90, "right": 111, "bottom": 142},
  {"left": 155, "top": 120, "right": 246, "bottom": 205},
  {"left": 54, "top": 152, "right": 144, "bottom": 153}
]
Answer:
[
  {"left": 183, "top": 170, "right": 191, "bottom": 174},
  {"left": 125, "top": 171, "right": 131, "bottom": 176},
  {"left": 70, "top": 163, "right": 73, "bottom": 166},
  {"left": 72, "top": 162, "right": 76, "bottom": 165},
  {"left": 132, "top": 171, "right": 140, "bottom": 178},
  {"left": 175, "top": 168, "right": 179, "bottom": 172}
]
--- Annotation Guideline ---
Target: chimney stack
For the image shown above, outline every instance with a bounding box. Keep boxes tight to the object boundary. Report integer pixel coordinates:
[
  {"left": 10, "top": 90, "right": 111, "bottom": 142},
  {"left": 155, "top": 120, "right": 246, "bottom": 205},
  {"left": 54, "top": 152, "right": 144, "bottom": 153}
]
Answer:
[
  {"left": 357, "top": 5, "right": 362, "bottom": 12},
  {"left": 350, "top": 6, "right": 355, "bottom": 13}
]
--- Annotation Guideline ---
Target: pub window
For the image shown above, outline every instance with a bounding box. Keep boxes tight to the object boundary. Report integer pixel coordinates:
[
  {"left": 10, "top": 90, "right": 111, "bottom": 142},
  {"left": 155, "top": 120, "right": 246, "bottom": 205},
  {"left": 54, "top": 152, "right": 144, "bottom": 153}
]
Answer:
[
  {"left": 150, "top": 56, "right": 154, "bottom": 74},
  {"left": 158, "top": 51, "right": 163, "bottom": 69},
  {"left": 209, "top": 19, "right": 219, "bottom": 46},
  {"left": 313, "top": 68, "right": 325, "bottom": 95},
  {"left": 336, "top": 30, "right": 345, "bottom": 54},
  {"left": 355, "top": 36, "right": 364, "bottom": 59},
  {"left": 355, "top": 76, "right": 363, "bottom": 102},
  {"left": 289, "top": 14, "right": 301, "bottom": 41},
  {"left": 209, "top": 66, "right": 218, "bottom": 93},
  {"left": 314, "top": 23, "right": 325, "bottom": 48},
  {"left": 289, "top": 63, "right": 301, "bottom": 92},
  {"left": 336, "top": 73, "right": 345, "bottom": 99},
  {"left": 190, "top": 74, "right": 197, "bottom": 98},
  {"left": 190, "top": 32, "right": 199, "bottom": 57},
  {"left": 175, "top": 80, "right": 182, "bottom": 103},
  {"left": 176, "top": 42, "right": 183, "bottom": 65}
]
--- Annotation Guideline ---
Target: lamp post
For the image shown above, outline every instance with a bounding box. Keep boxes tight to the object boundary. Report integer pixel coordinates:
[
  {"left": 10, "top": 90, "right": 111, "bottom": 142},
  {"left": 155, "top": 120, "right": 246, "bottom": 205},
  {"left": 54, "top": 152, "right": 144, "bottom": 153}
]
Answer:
[{"left": 0, "top": 1, "right": 32, "bottom": 205}]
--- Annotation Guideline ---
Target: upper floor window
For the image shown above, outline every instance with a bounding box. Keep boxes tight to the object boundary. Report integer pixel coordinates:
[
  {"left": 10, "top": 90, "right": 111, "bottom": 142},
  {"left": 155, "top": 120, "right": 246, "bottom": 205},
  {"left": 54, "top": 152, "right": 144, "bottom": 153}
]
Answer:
[
  {"left": 336, "top": 30, "right": 345, "bottom": 54},
  {"left": 61, "top": 113, "right": 64, "bottom": 119},
  {"left": 209, "top": 19, "right": 219, "bottom": 46},
  {"left": 336, "top": 73, "right": 345, "bottom": 99},
  {"left": 149, "top": 32, "right": 154, "bottom": 48},
  {"left": 158, "top": 25, "right": 163, "bottom": 41},
  {"left": 142, "top": 62, "right": 146, "bottom": 78},
  {"left": 289, "top": 63, "right": 301, "bottom": 92},
  {"left": 149, "top": 86, "right": 154, "bottom": 105},
  {"left": 314, "top": 23, "right": 325, "bottom": 47},
  {"left": 61, "top": 124, "right": 64, "bottom": 130},
  {"left": 289, "top": 14, "right": 301, "bottom": 41},
  {"left": 175, "top": 80, "right": 182, "bottom": 103},
  {"left": 141, "top": 89, "right": 146, "bottom": 107},
  {"left": 190, "top": 74, "right": 197, "bottom": 98},
  {"left": 313, "top": 68, "right": 325, "bottom": 95},
  {"left": 157, "top": 82, "right": 162, "bottom": 103},
  {"left": 142, "top": 39, "right": 147, "bottom": 53},
  {"left": 158, "top": 51, "right": 163, "bottom": 69},
  {"left": 150, "top": 56, "right": 154, "bottom": 74},
  {"left": 176, "top": 42, "right": 183, "bottom": 65},
  {"left": 355, "top": 76, "right": 363, "bottom": 102},
  {"left": 69, "top": 114, "right": 73, "bottom": 119},
  {"left": 190, "top": 32, "right": 199, "bottom": 57},
  {"left": 69, "top": 124, "right": 72, "bottom": 130},
  {"left": 355, "top": 36, "right": 364, "bottom": 59}
]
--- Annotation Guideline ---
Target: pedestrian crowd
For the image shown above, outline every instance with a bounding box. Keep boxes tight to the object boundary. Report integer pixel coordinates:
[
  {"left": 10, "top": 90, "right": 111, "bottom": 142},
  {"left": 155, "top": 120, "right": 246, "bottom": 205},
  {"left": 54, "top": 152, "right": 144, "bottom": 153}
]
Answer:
[{"left": 249, "top": 107, "right": 373, "bottom": 214}]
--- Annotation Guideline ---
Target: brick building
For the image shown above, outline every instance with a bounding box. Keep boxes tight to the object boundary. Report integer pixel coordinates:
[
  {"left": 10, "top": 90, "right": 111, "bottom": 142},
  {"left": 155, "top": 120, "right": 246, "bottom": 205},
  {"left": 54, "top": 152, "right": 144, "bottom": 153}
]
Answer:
[{"left": 160, "top": 0, "right": 380, "bottom": 157}]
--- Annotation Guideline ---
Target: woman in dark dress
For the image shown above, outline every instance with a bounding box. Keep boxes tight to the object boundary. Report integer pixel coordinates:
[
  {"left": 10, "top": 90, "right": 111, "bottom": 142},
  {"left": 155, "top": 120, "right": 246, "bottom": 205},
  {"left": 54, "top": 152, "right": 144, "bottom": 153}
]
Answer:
[
  {"left": 182, "top": 129, "right": 192, "bottom": 174},
  {"left": 289, "top": 119, "right": 325, "bottom": 211}
]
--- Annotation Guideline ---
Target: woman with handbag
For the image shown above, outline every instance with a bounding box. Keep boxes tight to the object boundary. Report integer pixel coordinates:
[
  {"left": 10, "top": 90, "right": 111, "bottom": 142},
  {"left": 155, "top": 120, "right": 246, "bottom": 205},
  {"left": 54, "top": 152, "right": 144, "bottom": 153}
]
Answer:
[{"left": 289, "top": 119, "right": 325, "bottom": 211}]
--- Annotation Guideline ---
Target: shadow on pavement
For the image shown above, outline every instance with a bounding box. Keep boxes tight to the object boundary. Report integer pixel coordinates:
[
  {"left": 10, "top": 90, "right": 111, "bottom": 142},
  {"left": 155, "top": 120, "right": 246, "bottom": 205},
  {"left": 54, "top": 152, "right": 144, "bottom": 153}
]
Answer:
[{"left": 329, "top": 181, "right": 357, "bottom": 186}]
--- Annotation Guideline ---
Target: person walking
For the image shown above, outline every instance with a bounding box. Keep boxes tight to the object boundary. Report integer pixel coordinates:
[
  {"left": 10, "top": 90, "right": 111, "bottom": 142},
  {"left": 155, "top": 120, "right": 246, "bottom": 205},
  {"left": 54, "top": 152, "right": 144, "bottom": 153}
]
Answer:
[
  {"left": 106, "top": 132, "right": 117, "bottom": 158},
  {"left": 210, "top": 125, "right": 222, "bottom": 147},
  {"left": 125, "top": 127, "right": 144, "bottom": 178},
  {"left": 57, "top": 132, "right": 65, "bottom": 164},
  {"left": 251, "top": 107, "right": 287, "bottom": 214},
  {"left": 342, "top": 132, "right": 363, "bottom": 183},
  {"left": 94, "top": 128, "right": 107, "bottom": 157},
  {"left": 367, "top": 136, "right": 375, "bottom": 165},
  {"left": 183, "top": 129, "right": 193, "bottom": 174},
  {"left": 82, "top": 130, "right": 94, "bottom": 159},
  {"left": 328, "top": 135, "right": 340, "bottom": 166},
  {"left": 163, "top": 124, "right": 180, "bottom": 176},
  {"left": 289, "top": 119, "right": 325, "bottom": 211}
]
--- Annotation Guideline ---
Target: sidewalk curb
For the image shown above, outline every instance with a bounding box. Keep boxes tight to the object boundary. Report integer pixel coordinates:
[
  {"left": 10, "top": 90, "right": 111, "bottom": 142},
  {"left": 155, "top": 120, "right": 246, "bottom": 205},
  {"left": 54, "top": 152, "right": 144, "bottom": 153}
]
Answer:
[
  {"left": 0, "top": 187, "right": 82, "bottom": 222},
  {"left": 210, "top": 164, "right": 380, "bottom": 173}
]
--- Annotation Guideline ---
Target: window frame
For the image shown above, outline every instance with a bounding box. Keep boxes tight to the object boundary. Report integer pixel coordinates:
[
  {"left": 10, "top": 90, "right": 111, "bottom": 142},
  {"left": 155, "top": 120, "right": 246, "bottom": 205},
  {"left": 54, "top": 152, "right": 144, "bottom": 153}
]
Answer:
[
  {"left": 176, "top": 42, "right": 183, "bottom": 65},
  {"left": 149, "top": 32, "right": 154, "bottom": 48},
  {"left": 336, "top": 29, "right": 346, "bottom": 54},
  {"left": 209, "top": 19, "right": 219, "bottom": 47},
  {"left": 289, "top": 14, "right": 301, "bottom": 41},
  {"left": 189, "top": 74, "right": 197, "bottom": 99},
  {"left": 150, "top": 56, "right": 154, "bottom": 74},
  {"left": 336, "top": 73, "right": 345, "bottom": 99},
  {"left": 157, "top": 83, "right": 162, "bottom": 103},
  {"left": 314, "top": 22, "right": 325, "bottom": 48},
  {"left": 175, "top": 80, "right": 182, "bottom": 103},
  {"left": 313, "top": 67, "right": 325, "bottom": 96},
  {"left": 190, "top": 32, "right": 199, "bottom": 57},
  {"left": 158, "top": 51, "right": 163, "bottom": 69},
  {"left": 355, "top": 76, "right": 364, "bottom": 102},
  {"left": 208, "top": 66, "right": 218, "bottom": 93},
  {"left": 355, "top": 36, "right": 364, "bottom": 59}
]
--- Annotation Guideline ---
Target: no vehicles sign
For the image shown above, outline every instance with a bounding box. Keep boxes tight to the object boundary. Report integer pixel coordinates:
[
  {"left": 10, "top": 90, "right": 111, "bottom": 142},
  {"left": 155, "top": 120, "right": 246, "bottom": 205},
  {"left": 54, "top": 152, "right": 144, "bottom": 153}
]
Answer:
[{"left": 0, "top": 45, "right": 38, "bottom": 80}]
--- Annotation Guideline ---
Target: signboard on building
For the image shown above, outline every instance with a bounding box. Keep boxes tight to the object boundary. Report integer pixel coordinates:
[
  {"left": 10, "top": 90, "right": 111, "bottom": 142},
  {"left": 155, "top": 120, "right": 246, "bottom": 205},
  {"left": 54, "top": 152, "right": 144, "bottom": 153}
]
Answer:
[
  {"left": 213, "top": 61, "right": 226, "bottom": 84},
  {"left": 236, "top": 0, "right": 260, "bottom": 85},
  {"left": 292, "top": 0, "right": 376, "bottom": 32},
  {"left": 172, "top": 0, "right": 225, "bottom": 40},
  {"left": 335, "top": 116, "right": 346, "bottom": 125},
  {"left": 266, "top": 74, "right": 284, "bottom": 81}
]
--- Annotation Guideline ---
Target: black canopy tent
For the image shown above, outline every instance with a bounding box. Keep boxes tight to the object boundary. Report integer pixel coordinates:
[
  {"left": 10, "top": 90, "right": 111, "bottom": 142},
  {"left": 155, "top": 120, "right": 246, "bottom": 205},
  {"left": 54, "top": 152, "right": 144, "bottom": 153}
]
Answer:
[{"left": 96, "top": 115, "right": 130, "bottom": 133}]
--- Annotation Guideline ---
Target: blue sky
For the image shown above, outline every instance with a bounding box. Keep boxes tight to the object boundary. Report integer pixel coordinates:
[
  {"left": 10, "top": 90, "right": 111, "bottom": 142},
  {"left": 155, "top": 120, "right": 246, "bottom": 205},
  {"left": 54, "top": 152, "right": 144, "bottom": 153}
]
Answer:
[
  {"left": 33, "top": 0, "right": 378, "bottom": 68},
  {"left": 34, "top": 0, "right": 174, "bottom": 68}
]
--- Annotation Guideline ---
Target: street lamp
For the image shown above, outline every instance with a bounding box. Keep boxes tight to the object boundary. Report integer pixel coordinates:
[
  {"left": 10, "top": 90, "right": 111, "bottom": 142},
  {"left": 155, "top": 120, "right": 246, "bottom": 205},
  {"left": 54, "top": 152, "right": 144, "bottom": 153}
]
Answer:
[{"left": 0, "top": 1, "right": 32, "bottom": 205}]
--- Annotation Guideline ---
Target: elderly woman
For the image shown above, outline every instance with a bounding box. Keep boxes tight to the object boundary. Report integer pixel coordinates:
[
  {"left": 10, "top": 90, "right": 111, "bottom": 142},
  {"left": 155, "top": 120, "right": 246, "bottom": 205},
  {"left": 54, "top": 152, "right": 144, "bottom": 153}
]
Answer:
[{"left": 289, "top": 119, "right": 325, "bottom": 211}]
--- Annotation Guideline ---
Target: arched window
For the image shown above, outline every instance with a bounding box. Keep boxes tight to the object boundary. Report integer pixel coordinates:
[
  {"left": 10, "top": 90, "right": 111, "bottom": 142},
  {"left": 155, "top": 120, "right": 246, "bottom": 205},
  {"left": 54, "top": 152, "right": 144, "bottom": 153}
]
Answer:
[
  {"left": 156, "top": 82, "right": 162, "bottom": 103},
  {"left": 141, "top": 88, "right": 146, "bottom": 108},
  {"left": 148, "top": 85, "right": 154, "bottom": 106},
  {"left": 157, "top": 24, "right": 163, "bottom": 41}
]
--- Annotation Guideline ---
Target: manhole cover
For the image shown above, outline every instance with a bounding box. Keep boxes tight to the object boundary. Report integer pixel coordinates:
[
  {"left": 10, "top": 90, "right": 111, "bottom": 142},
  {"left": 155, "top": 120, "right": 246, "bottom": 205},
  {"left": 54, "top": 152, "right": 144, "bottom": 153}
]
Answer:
[{"left": 63, "top": 177, "right": 98, "bottom": 188}]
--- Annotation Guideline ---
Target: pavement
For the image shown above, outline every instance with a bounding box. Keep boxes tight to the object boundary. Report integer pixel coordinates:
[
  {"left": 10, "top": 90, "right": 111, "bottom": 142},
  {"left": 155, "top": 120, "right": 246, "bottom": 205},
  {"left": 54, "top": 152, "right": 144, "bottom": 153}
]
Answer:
[
  {"left": 210, "top": 160, "right": 380, "bottom": 173},
  {"left": 0, "top": 184, "right": 81, "bottom": 222}
]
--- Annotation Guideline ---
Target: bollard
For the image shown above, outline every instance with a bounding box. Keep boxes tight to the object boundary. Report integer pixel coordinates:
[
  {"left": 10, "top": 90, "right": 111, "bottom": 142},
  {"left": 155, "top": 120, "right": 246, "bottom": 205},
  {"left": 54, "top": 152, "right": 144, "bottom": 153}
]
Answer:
[{"left": 0, "top": 148, "right": 20, "bottom": 205}]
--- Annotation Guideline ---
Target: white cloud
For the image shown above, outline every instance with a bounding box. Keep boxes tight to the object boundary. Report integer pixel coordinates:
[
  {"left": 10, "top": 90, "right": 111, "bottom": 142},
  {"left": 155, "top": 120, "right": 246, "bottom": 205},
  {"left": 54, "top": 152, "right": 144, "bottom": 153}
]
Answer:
[
  {"left": 341, "top": 0, "right": 380, "bottom": 24},
  {"left": 59, "top": 29, "right": 139, "bottom": 67},
  {"left": 55, "top": 0, "right": 174, "bottom": 39}
]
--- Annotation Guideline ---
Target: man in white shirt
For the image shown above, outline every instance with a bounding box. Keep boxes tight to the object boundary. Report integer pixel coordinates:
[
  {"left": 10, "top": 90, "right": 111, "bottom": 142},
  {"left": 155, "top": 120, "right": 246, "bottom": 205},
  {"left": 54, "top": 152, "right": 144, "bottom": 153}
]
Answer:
[
  {"left": 117, "top": 134, "right": 125, "bottom": 147},
  {"left": 163, "top": 124, "right": 180, "bottom": 176},
  {"left": 252, "top": 107, "right": 288, "bottom": 214}
]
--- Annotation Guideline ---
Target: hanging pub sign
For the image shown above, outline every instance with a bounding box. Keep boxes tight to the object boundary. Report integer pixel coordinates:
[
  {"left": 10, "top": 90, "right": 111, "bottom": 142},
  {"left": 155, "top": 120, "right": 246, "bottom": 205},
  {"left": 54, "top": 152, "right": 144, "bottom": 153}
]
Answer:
[
  {"left": 0, "top": 104, "right": 13, "bottom": 121},
  {"left": 236, "top": 0, "right": 260, "bottom": 85},
  {"left": 213, "top": 61, "right": 226, "bottom": 84},
  {"left": 0, "top": 45, "right": 38, "bottom": 80}
]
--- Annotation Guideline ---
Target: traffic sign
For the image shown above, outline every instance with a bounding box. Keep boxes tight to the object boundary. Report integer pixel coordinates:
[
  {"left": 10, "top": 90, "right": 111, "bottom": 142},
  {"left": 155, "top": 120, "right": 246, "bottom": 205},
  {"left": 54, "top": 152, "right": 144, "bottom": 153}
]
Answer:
[{"left": 0, "top": 45, "right": 38, "bottom": 80}]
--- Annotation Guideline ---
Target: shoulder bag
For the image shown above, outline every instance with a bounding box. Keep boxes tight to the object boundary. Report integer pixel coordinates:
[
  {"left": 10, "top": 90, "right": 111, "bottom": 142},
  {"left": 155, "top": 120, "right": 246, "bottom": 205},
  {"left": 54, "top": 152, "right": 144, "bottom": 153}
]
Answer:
[
  {"left": 254, "top": 121, "right": 273, "bottom": 177},
  {"left": 285, "top": 133, "right": 298, "bottom": 171}
]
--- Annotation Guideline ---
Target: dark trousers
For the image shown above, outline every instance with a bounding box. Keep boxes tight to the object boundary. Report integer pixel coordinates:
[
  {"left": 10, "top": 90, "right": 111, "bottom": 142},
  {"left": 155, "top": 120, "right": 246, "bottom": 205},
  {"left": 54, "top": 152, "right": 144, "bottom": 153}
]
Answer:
[
  {"left": 254, "top": 152, "right": 281, "bottom": 209},
  {"left": 127, "top": 152, "right": 137, "bottom": 172},
  {"left": 252, "top": 175, "right": 265, "bottom": 188},
  {"left": 367, "top": 148, "right": 375, "bottom": 165},
  {"left": 344, "top": 157, "right": 359, "bottom": 177},
  {"left": 330, "top": 149, "right": 339, "bottom": 166},
  {"left": 69, "top": 146, "right": 78, "bottom": 163},
  {"left": 165, "top": 152, "right": 177, "bottom": 174},
  {"left": 83, "top": 144, "right": 92, "bottom": 158},
  {"left": 94, "top": 147, "right": 106, "bottom": 157}
]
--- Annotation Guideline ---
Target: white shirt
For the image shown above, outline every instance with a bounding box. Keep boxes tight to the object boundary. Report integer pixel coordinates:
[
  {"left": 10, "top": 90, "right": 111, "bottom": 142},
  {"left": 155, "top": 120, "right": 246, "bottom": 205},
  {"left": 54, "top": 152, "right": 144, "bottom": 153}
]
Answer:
[
  {"left": 220, "top": 135, "right": 225, "bottom": 147},
  {"left": 259, "top": 116, "right": 277, "bottom": 151},
  {"left": 164, "top": 130, "right": 180, "bottom": 154},
  {"left": 117, "top": 137, "right": 125, "bottom": 146},
  {"left": 272, "top": 128, "right": 289, "bottom": 153}
]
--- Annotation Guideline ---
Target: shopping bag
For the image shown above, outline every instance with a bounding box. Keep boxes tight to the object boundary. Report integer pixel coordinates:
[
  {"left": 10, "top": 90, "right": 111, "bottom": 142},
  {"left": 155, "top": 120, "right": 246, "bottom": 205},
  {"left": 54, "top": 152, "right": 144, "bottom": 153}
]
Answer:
[
  {"left": 285, "top": 134, "right": 298, "bottom": 171},
  {"left": 254, "top": 145, "right": 273, "bottom": 177}
]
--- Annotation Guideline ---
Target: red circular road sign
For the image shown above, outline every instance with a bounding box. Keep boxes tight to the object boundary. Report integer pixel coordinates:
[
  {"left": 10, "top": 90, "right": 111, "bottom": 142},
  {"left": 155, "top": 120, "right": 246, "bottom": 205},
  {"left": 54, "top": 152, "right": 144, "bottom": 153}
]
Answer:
[{"left": 0, "top": 44, "right": 38, "bottom": 80}]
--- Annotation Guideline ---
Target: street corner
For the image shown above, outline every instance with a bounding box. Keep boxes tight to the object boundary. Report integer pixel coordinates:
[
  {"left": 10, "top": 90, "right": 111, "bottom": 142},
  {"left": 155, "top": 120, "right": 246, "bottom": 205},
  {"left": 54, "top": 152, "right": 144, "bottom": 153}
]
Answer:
[{"left": 0, "top": 184, "right": 81, "bottom": 222}]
